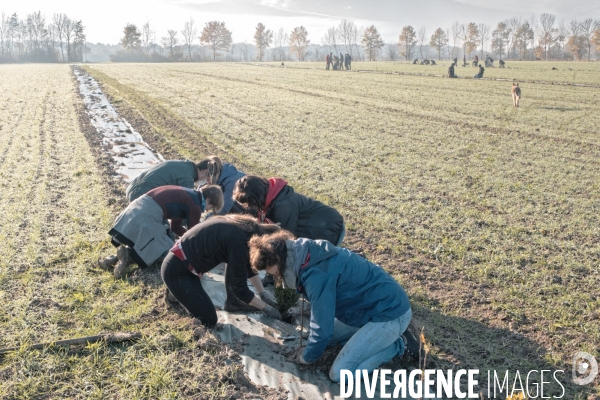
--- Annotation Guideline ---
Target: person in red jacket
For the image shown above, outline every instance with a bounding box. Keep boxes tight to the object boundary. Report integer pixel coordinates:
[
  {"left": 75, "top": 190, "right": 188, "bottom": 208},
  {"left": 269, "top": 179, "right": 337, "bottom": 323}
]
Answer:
[{"left": 99, "top": 185, "right": 224, "bottom": 278}]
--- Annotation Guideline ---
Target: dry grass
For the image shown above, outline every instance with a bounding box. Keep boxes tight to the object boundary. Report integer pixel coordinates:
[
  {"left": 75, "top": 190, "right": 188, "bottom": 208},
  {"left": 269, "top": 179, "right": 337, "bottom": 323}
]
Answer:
[
  {"left": 83, "top": 61, "right": 600, "bottom": 397},
  {"left": 0, "top": 65, "right": 276, "bottom": 399}
]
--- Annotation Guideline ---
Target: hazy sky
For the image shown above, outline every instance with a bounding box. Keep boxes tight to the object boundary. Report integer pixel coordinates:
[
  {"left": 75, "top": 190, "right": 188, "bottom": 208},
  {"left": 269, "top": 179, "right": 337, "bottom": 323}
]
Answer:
[{"left": 4, "top": 0, "right": 600, "bottom": 45}]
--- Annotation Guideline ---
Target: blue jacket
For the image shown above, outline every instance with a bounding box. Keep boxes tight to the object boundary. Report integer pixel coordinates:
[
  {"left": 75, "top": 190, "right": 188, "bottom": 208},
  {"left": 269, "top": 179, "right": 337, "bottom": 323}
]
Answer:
[
  {"left": 217, "top": 163, "right": 245, "bottom": 215},
  {"left": 289, "top": 238, "right": 411, "bottom": 363}
]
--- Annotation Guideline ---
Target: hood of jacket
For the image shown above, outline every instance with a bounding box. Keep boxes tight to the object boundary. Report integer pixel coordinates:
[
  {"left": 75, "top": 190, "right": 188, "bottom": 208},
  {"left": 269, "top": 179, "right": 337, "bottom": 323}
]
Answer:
[
  {"left": 285, "top": 238, "right": 339, "bottom": 291},
  {"left": 263, "top": 177, "right": 288, "bottom": 212}
]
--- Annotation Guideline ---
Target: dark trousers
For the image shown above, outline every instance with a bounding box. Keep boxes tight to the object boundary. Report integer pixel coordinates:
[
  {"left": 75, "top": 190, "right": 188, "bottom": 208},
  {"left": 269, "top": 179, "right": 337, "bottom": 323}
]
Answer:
[{"left": 161, "top": 252, "right": 217, "bottom": 327}]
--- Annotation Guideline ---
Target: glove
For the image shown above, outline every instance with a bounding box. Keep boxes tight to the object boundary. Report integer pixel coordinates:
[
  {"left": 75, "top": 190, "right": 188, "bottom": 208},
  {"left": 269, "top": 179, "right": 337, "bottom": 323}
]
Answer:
[
  {"left": 259, "top": 290, "right": 278, "bottom": 308},
  {"left": 261, "top": 304, "right": 282, "bottom": 320}
]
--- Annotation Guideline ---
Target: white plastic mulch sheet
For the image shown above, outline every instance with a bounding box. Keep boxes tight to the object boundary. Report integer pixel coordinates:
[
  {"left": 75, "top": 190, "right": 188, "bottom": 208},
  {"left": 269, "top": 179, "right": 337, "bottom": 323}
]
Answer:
[
  {"left": 73, "top": 67, "right": 163, "bottom": 182},
  {"left": 204, "top": 265, "right": 432, "bottom": 400}
]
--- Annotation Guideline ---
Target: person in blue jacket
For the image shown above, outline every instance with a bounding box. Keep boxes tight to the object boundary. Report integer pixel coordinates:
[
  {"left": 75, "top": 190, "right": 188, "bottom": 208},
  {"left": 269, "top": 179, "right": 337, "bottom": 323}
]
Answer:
[
  {"left": 126, "top": 156, "right": 246, "bottom": 215},
  {"left": 248, "top": 231, "right": 417, "bottom": 382}
]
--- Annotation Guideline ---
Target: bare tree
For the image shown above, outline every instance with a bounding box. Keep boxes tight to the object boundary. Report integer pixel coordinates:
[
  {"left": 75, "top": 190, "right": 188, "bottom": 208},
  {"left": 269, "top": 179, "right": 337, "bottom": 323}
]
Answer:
[
  {"left": 181, "top": 18, "right": 197, "bottom": 61},
  {"left": 451, "top": 22, "right": 462, "bottom": 59},
  {"left": 289, "top": 26, "right": 309, "bottom": 61},
  {"left": 567, "top": 20, "right": 585, "bottom": 60},
  {"left": 254, "top": 23, "right": 273, "bottom": 62},
  {"left": 429, "top": 27, "right": 448, "bottom": 60},
  {"left": 141, "top": 22, "right": 155, "bottom": 56},
  {"left": 505, "top": 17, "right": 521, "bottom": 58},
  {"left": 385, "top": 43, "right": 398, "bottom": 61},
  {"left": 557, "top": 20, "right": 568, "bottom": 60},
  {"left": 538, "top": 13, "right": 557, "bottom": 60},
  {"left": 161, "top": 29, "right": 179, "bottom": 60},
  {"left": 63, "top": 17, "right": 75, "bottom": 62},
  {"left": 478, "top": 23, "right": 490, "bottom": 59},
  {"left": 53, "top": 13, "right": 67, "bottom": 62},
  {"left": 200, "top": 21, "right": 232, "bottom": 61},
  {"left": 321, "top": 27, "right": 338, "bottom": 55},
  {"left": 417, "top": 27, "right": 427, "bottom": 58},
  {"left": 361, "top": 25, "right": 384, "bottom": 61},
  {"left": 337, "top": 19, "right": 357, "bottom": 57},
  {"left": 398, "top": 25, "right": 417, "bottom": 60},
  {"left": 273, "top": 27, "right": 288, "bottom": 61},
  {"left": 580, "top": 18, "right": 600, "bottom": 61}
]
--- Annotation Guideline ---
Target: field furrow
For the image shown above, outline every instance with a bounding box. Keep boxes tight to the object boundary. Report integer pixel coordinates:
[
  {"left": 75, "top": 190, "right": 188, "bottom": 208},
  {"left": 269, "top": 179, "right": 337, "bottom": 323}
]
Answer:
[{"left": 84, "top": 62, "right": 600, "bottom": 397}]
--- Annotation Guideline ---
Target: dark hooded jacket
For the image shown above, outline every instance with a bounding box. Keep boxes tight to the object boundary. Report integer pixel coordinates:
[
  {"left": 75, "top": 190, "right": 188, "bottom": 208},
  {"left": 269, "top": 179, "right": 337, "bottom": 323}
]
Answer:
[
  {"left": 179, "top": 217, "right": 258, "bottom": 304},
  {"left": 264, "top": 178, "right": 344, "bottom": 244}
]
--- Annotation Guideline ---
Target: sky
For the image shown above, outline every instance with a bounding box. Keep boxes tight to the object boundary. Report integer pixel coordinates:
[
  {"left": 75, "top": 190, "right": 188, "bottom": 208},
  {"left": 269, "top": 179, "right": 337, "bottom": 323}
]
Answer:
[{"left": 3, "top": 0, "right": 600, "bottom": 45}]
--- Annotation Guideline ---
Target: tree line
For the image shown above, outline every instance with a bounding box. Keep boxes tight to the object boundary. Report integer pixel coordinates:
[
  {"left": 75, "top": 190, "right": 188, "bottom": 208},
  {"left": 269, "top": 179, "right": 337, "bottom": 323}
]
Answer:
[
  {"left": 117, "top": 14, "right": 600, "bottom": 63},
  {"left": 0, "top": 11, "right": 86, "bottom": 63}
]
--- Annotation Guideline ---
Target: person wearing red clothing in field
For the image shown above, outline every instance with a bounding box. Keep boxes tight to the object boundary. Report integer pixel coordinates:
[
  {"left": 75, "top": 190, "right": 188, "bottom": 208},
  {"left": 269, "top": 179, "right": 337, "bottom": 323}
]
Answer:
[{"left": 100, "top": 185, "right": 223, "bottom": 278}]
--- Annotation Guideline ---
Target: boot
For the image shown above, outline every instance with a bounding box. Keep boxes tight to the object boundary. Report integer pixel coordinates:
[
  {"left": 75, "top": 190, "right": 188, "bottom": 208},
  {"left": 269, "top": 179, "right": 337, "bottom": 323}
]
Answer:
[
  {"left": 113, "top": 246, "right": 133, "bottom": 278},
  {"left": 97, "top": 255, "right": 118, "bottom": 271},
  {"left": 224, "top": 279, "right": 259, "bottom": 312}
]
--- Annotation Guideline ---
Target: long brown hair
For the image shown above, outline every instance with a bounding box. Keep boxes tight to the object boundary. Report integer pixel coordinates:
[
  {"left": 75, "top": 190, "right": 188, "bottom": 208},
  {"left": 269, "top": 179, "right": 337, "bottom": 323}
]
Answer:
[
  {"left": 196, "top": 156, "right": 223, "bottom": 185},
  {"left": 221, "top": 214, "right": 281, "bottom": 236},
  {"left": 249, "top": 231, "right": 295, "bottom": 274},
  {"left": 198, "top": 185, "right": 224, "bottom": 213},
  {"left": 233, "top": 175, "right": 270, "bottom": 210}
]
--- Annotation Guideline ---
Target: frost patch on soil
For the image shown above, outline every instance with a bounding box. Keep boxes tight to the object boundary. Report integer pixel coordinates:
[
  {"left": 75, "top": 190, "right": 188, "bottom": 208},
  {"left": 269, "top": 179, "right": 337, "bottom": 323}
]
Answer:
[{"left": 73, "top": 67, "right": 163, "bottom": 182}]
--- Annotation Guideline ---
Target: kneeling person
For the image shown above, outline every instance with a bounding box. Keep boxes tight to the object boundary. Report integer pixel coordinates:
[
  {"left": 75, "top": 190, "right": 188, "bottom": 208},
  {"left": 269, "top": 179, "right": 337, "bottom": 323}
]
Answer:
[
  {"left": 102, "top": 185, "right": 223, "bottom": 277},
  {"left": 249, "top": 232, "right": 414, "bottom": 382}
]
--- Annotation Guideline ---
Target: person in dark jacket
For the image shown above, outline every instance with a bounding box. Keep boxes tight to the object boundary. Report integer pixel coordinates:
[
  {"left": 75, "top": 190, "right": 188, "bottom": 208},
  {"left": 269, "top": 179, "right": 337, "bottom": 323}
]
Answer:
[
  {"left": 249, "top": 231, "right": 415, "bottom": 382},
  {"left": 99, "top": 185, "right": 224, "bottom": 278},
  {"left": 474, "top": 64, "right": 485, "bottom": 78},
  {"left": 161, "top": 215, "right": 282, "bottom": 326},
  {"left": 233, "top": 176, "right": 345, "bottom": 245}
]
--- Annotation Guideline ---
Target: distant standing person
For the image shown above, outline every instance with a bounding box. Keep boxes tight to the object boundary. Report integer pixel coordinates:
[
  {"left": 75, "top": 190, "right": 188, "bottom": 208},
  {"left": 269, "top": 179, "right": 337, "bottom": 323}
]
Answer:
[
  {"left": 463, "top": 54, "right": 466, "bottom": 67},
  {"left": 326, "top": 54, "right": 331, "bottom": 70},
  {"left": 347, "top": 53, "right": 352, "bottom": 70},
  {"left": 345, "top": 53, "right": 351, "bottom": 70},
  {"left": 100, "top": 185, "right": 224, "bottom": 278},
  {"left": 448, "top": 63, "right": 457, "bottom": 78},
  {"left": 339, "top": 53, "right": 344, "bottom": 70}
]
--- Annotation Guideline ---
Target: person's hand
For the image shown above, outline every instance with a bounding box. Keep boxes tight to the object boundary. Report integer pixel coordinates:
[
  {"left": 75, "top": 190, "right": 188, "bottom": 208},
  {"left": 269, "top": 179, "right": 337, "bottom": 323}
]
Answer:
[
  {"left": 261, "top": 304, "right": 282, "bottom": 320},
  {"left": 290, "top": 347, "right": 311, "bottom": 365},
  {"left": 259, "top": 290, "right": 278, "bottom": 308}
]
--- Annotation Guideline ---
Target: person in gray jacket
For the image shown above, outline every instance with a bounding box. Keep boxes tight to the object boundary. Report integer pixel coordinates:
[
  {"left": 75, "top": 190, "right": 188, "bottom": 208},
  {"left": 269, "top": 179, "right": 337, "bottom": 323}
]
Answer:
[{"left": 126, "top": 156, "right": 245, "bottom": 215}]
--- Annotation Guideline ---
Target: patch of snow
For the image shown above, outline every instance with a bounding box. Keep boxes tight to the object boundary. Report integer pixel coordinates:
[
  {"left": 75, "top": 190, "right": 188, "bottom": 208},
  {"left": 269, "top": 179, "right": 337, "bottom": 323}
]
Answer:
[{"left": 73, "top": 67, "right": 163, "bottom": 182}]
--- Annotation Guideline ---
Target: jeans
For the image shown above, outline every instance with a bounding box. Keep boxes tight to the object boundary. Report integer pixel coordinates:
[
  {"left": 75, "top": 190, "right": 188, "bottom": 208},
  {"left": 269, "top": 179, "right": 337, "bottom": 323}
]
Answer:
[
  {"left": 160, "top": 252, "right": 217, "bottom": 327},
  {"left": 328, "top": 308, "right": 412, "bottom": 382}
]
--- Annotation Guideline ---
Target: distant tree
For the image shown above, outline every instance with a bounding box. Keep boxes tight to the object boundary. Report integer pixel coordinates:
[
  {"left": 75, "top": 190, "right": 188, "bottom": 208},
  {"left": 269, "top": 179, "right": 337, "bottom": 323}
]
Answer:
[
  {"left": 254, "top": 23, "right": 273, "bottom": 62},
  {"left": 398, "top": 25, "right": 417, "bottom": 60},
  {"left": 451, "top": 22, "right": 462, "bottom": 59},
  {"left": 141, "top": 22, "right": 155, "bottom": 56},
  {"left": 361, "top": 25, "right": 384, "bottom": 61},
  {"left": 478, "top": 23, "right": 490, "bottom": 59},
  {"left": 385, "top": 43, "right": 398, "bottom": 61},
  {"left": 579, "top": 18, "right": 600, "bottom": 61},
  {"left": 289, "top": 26, "right": 309, "bottom": 61},
  {"left": 505, "top": 17, "right": 521, "bottom": 58},
  {"left": 491, "top": 22, "right": 509, "bottom": 59},
  {"left": 557, "top": 20, "right": 568, "bottom": 60},
  {"left": 465, "top": 22, "right": 479, "bottom": 57},
  {"left": 567, "top": 20, "right": 586, "bottom": 60},
  {"left": 200, "top": 21, "right": 232, "bottom": 61},
  {"left": 337, "top": 19, "right": 358, "bottom": 57},
  {"left": 181, "top": 18, "right": 197, "bottom": 61},
  {"left": 161, "top": 29, "right": 179, "bottom": 60},
  {"left": 429, "top": 27, "right": 448, "bottom": 60},
  {"left": 73, "top": 20, "right": 85, "bottom": 62},
  {"left": 120, "top": 23, "right": 141, "bottom": 53},
  {"left": 514, "top": 21, "right": 534, "bottom": 59},
  {"left": 273, "top": 27, "right": 288, "bottom": 61},
  {"left": 417, "top": 27, "right": 427, "bottom": 58},
  {"left": 538, "top": 14, "right": 557, "bottom": 60},
  {"left": 593, "top": 27, "right": 600, "bottom": 55}
]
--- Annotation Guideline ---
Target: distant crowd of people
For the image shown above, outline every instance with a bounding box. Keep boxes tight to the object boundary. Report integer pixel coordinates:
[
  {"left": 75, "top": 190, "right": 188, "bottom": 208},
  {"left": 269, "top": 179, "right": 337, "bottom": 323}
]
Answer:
[
  {"left": 325, "top": 52, "right": 352, "bottom": 70},
  {"left": 447, "top": 54, "right": 505, "bottom": 78}
]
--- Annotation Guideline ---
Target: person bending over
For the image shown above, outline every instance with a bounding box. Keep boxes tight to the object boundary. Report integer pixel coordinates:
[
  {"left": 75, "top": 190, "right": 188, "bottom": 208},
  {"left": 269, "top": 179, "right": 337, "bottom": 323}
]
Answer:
[
  {"left": 249, "top": 231, "right": 418, "bottom": 382},
  {"left": 161, "top": 215, "right": 282, "bottom": 327},
  {"left": 100, "top": 185, "right": 223, "bottom": 278}
]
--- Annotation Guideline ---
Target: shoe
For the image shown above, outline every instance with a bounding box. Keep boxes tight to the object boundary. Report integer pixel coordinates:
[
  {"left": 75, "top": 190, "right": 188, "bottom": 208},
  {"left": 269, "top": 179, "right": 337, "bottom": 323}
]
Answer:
[
  {"left": 164, "top": 288, "right": 180, "bottom": 307},
  {"left": 401, "top": 330, "right": 423, "bottom": 361},
  {"left": 224, "top": 296, "right": 259, "bottom": 312},
  {"left": 98, "top": 255, "right": 118, "bottom": 271},
  {"left": 114, "top": 246, "right": 132, "bottom": 278}
]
